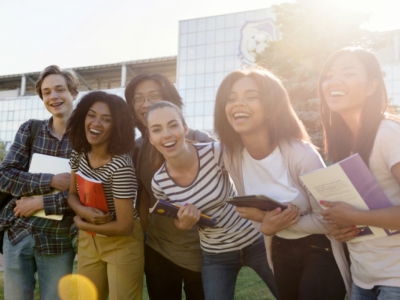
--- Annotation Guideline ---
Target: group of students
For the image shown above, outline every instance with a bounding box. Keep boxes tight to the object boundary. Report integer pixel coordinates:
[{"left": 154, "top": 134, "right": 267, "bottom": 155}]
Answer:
[{"left": 0, "top": 46, "right": 399, "bottom": 300}]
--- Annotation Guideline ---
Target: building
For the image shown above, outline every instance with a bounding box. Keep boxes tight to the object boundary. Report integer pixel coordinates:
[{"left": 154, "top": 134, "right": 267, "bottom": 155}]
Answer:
[{"left": 1, "top": 7, "right": 400, "bottom": 150}]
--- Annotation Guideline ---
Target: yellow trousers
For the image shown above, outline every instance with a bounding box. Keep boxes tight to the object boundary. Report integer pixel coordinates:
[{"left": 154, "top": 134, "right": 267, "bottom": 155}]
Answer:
[{"left": 77, "top": 219, "right": 144, "bottom": 300}]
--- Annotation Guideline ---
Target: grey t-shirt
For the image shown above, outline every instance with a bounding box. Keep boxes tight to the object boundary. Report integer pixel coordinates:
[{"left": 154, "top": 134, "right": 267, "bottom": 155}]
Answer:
[{"left": 137, "top": 129, "right": 214, "bottom": 272}]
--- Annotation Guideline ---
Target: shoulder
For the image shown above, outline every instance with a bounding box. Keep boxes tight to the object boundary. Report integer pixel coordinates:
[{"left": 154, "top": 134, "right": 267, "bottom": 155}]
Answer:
[
  {"left": 376, "top": 119, "right": 400, "bottom": 140},
  {"left": 280, "top": 139, "right": 325, "bottom": 172},
  {"left": 111, "top": 154, "right": 134, "bottom": 168},
  {"left": 187, "top": 128, "right": 215, "bottom": 143}
]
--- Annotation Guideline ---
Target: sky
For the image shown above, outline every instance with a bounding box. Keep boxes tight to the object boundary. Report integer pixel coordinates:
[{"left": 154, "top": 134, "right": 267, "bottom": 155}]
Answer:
[{"left": 1, "top": 0, "right": 400, "bottom": 76}]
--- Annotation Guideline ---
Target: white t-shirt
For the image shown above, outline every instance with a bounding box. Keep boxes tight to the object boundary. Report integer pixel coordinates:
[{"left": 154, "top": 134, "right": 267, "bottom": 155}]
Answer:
[
  {"left": 242, "top": 146, "right": 309, "bottom": 239},
  {"left": 349, "top": 119, "right": 400, "bottom": 289}
]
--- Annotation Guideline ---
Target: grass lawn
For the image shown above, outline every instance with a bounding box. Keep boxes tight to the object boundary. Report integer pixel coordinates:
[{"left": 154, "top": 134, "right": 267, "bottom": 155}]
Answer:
[{"left": 0, "top": 266, "right": 275, "bottom": 300}]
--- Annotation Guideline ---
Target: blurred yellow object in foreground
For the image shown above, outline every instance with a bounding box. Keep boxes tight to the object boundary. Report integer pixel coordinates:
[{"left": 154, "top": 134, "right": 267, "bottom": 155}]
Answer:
[{"left": 58, "top": 274, "right": 98, "bottom": 300}]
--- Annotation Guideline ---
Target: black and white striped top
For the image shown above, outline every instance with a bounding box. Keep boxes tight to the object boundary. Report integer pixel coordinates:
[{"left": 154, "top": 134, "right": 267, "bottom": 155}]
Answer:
[
  {"left": 152, "top": 142, "right": 260, "bottom": 253},
  {"left": 70, "top": 150, "right": 138, "bottom": 219}
]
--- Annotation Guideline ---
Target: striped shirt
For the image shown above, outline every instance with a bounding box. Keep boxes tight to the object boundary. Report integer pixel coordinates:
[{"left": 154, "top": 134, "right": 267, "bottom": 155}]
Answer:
[
  {"left": 152, "top": 142, "right": 260, "bottom": 253},
  {"left": 0, "top": 118, "right": 74, "bottom": 255},
  {"left": 70, "top": 150, "right": 138, "bottom": 219}
]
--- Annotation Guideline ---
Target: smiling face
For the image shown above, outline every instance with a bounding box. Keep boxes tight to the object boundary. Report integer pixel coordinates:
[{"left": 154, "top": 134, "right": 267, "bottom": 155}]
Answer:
[
  {"left": 147, "top": 106, "right": 188, "bottom": 160},
  {"left": 41, "top": 74, "right": 76, "bottom": 118},
  {"left": 224, "top": 76, "right": 268, "bottom": 137},
  {"left": 321, "top": 53, "right": 377, "bottom": 118},
  {"left": 132, "top": 79, "right": 163, "bottom": 126},
  {"left": 84, "top": 101, "right": 113, "bottom": 149}
]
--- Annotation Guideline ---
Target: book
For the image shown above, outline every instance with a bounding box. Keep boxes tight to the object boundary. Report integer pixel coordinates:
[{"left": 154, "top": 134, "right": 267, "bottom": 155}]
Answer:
[
  {"left": 227, "top": 195, "right": 288, "bottom": 211},
  {"left": 28, "top": 153, "right": 70, "bottom": 220},
  {"left": 149, "top": 199, "right": 217, "bottom": 227},
  {"left": 75, "top": 171, "right": 109, "bottom": 236},
  {"left": 300, "top": 153, "right": 400, "bottom": 243}
]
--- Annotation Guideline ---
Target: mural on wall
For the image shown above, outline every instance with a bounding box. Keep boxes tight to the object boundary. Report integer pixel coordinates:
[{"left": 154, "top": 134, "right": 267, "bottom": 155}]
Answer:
[{"left": 238, "top": 19, "right": 279, "bottom": 68}]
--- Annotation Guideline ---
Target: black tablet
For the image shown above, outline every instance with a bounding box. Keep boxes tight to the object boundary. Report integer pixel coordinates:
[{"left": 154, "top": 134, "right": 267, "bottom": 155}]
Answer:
[{"left": 227, "top": 195, "right": 287, "bottom": 211}]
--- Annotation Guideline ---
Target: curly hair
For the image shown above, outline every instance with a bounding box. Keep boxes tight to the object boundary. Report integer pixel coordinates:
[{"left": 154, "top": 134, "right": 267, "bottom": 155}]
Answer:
[{"left": 67, "top": 91, "right": 134, "bottom": 155}]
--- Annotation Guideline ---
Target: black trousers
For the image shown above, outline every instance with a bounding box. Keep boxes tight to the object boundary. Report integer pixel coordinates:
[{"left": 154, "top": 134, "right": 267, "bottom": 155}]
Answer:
[
  {"left": 144, "top": 244, "right": 205, "bottom": 300},
  {"left": 271, "top": 234, "right": 346, "bottom": 300}
]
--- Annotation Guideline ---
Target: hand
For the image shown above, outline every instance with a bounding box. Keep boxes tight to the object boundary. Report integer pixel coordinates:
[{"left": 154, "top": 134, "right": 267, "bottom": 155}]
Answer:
[
  {"left": 79, "top": 206, "right": 112, "bottom": 225},
  {"left": 50, "top": 173, "right": 71, "bottom": 191},
  {"left": 260, "top": 203, "right": 300, "bottom": 236},
  {"left": 235, "top": 207, "right": 266, "bottom": 222},
  {"left": 175, "top": 204, "right": 201, "bottom": 230},
  {"left": 14, "top": 196, "right": 44, "bottom": 217},
  {"left": 320, "top": 200, "right": 358, "bottom": 227},
  {"left": 74, "top": 215, "right": 85, "bottom": 229},
  {"left": 329, "top": 225, "right": 359, "bottom": 242}
]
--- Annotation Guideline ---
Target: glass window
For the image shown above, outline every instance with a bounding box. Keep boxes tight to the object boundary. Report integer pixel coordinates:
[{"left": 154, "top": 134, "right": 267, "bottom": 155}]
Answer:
[
  {"left": 180, "top": 21, "right": 188, "bottom": 34},
  {"left": 226, "top": 14, "right": 235, "bottom": 28},
  {"left": 204, "top": 102, "right": 214, "bottom": 115},
  {"left": 216, "top": 15, "right": 225, "bottom": 29},
  {"left": 394, "top": 80, "right": 400, "bottom": 93},
  {"left": 185, "top": 102, "right": 195, "bottom": 117},
  {"left": 216, "top": 43, "right": 224, "bottom": 57},
  {"left": 224, "top": 56, "right": 235, "bottom": 72},
  {"left": 382, "top": 66, "right": 392, "bottom": 79},
  {"left": 7, "top": 111, "right": 14, "bottom": 121},
  {"left": 180, "top": 34, "right": 188, "bottom": 48},
  {"left": 197, "top": 32, "right": 206, "bottom": 45},
  {"left": 216, "top": 29, "right": 225, "bottom": 43},
  {"left": 188, "top": 19, "right": 197, "bottom": 33},
  {"left": 235, "top": 13, "right": 246, "bottom": 27},
  {"left": 186, "top": 117, "right": 194, "bottom": 128},
  {"left": 215, "top": 57, "right": 224, "bottom": 72},
  {"left": 196, "top": 59, "right": 206, "bottom": 73},
  {"left": 179, "top": 89, "right": 186, "bottom": 101},
  {"left": 186, "top": 88, "right": 195, "bottom": 101},
  {"left": 195, "top": 75, "right": 205, "bottom": 88},
  {"left": 187, "top": 46, "right": 196, "bottom": 60},
  {"left": 214, "top": 72, "right": 225, "bottom": 86},
  {"left": 179, "top": 61, "right": 187, "bottom": 76},
  {"left": 206, "top": 44, "right": 215, "bottom": 58},
  {"left": 196, "top": 45, "right": 206, "bottom": 59},
  {"left": 206, "top": 31, "right": 216, "bottom": 44},
  {"left": 203, "top": 116, "right": 213, "bottom": 131},
  {"left": 194, "top": 88, "right": 205, "bottom": 102},
  {"left": 205, "top": 58, "right": 215, "bottom": 73},
  {"left": 186, "top": 76, "right": 196, "bottom": 89},
  {"left": 178, "top": 76, "right": 187, "bottom": 90},
  {"left": 255, "top": 9, "right": 267, "bottom": 20},
  {"left": 206, "top": 17, "right": 216, "bottom": 30},
  {"left": 195, "top": 102, "right": 204, "bottom": 115},
  {"left": 204, "top": 73, "right": 215, "bottom": 87},
  {"left": 188, "top": 33, "right": 196, "bottom": 46},
  {"left": 224, "top": 41, "right": 235, "bottom": 56},
  {"left": 194, "top": 116, "right": 204, "bottom": 129},
  {"left": 180, "top": 47, "right": 187, "bottom": 61},
  {"left": 225, "top": 28, "right": 235, "bottom": 42},
  {"left": 393, "top": 66, "right": 400, "bottom": 80},
  {"left": 245, "top": 11, "right": 256, "bottom": 22},
  {"left": 198, "top": 18, "right": 206, "bottom": 31},
  {"left": 385, "top": 80, "right": 393, "bottom": 94},
  {"left": 205, "top": 87, "right": 215, "bottom": 102},
  {"left": 25, "top": 99, "right": 33, "bottom": 109},
  {"left": 187, "top": 60, "right": 196, "bottom": 75}
]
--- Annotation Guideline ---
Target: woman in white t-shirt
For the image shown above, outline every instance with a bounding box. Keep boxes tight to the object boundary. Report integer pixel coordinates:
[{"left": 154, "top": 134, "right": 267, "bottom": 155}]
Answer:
[
  {"left": 318, "top": 47, "right": 400, "bottom": 300},
  {"left": 145, "top": 100, "right": 279, "bottom": 300},
  {"left": 214, "top": 68, "right": 351, "bottom": 300}
]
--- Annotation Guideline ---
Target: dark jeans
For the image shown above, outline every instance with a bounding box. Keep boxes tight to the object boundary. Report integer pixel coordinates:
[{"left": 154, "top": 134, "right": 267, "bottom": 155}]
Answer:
[
  {"left": 271, "top": 234, "right": 346, "bottom": 300},
  {"left": 144, "top": 244, "right": 204, "bottom": 300}
]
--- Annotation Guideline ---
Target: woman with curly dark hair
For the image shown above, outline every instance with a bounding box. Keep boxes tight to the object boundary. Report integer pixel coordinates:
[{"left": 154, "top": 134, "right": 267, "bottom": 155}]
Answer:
[{"left": 67, "top": 91, "right": 144, "bottom": 300}]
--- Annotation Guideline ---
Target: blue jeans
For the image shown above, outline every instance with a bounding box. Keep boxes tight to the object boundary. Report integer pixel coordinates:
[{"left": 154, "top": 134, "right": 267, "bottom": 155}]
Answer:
[
  {"left": 201, "top": 236, "right": 279, "bottom": 300},
  {"left": 3, "top": 231, "right": 75, "bottom": 300},
  {"left": 351, "top": 283, "right": 400, "bottom": 300}
]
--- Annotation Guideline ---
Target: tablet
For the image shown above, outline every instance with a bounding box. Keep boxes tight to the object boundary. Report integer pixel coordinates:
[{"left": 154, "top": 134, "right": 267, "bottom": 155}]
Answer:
[{"left": 227, "top": 194, "right": 287, "bottom": 211}]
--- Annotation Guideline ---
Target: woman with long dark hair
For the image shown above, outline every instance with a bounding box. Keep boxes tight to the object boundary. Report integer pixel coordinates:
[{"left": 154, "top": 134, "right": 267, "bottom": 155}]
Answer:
[
  {"left": 214, "top": 68, "right": 351, "bottom": 300},
  {"left": 319, "top": 47, "right": 400, "bottom": 299},
  {"left": 67, "top": 91, "right": 144, "bottom": 300}
]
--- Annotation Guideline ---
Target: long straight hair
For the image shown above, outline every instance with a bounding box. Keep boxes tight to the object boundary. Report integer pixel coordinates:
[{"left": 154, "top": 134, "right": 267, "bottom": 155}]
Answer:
[
  {"left": 214, "top": 68, "right": 310, "bottom": 160},
  {"left": 318, "top": 48, "right": 388, "bottom": 164}
]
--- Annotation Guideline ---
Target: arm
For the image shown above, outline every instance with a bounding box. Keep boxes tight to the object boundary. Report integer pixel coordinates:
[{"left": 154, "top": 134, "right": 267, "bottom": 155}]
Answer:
[
  {"left": 74, "top": 198, "right": 134, "bottom": 236},
  {"left": 67, "top": 170, "right": 112, "bottom": 225}
]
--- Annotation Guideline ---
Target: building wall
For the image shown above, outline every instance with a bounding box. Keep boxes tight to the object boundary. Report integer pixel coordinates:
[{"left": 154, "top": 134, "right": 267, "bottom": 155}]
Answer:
[{"left": 177, "top": 8, "right": 278, "bottom": 133}]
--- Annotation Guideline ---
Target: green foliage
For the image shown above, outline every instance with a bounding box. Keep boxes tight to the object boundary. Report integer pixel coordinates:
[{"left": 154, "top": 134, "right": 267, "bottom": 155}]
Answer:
[{"left": 256, "top": 0, "right": 390, "bottom": 148}]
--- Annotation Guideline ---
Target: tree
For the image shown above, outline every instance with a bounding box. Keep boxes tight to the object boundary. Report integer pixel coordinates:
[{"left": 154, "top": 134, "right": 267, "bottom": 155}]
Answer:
[
  {"left": 257, "top": 0, "right": 389, "bottom": 148},
  {"left": 0, "top": 140, "right": 5, "bottom": 162}
]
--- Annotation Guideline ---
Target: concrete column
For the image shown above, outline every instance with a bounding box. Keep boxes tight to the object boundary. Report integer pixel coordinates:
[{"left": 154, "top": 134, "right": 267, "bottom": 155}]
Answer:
[
  {"left": 20, "top": 75, "right": 26, "bottom": 96},
  {"left": 121, "top": 64, "right": 127, "bottom": 87}
]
